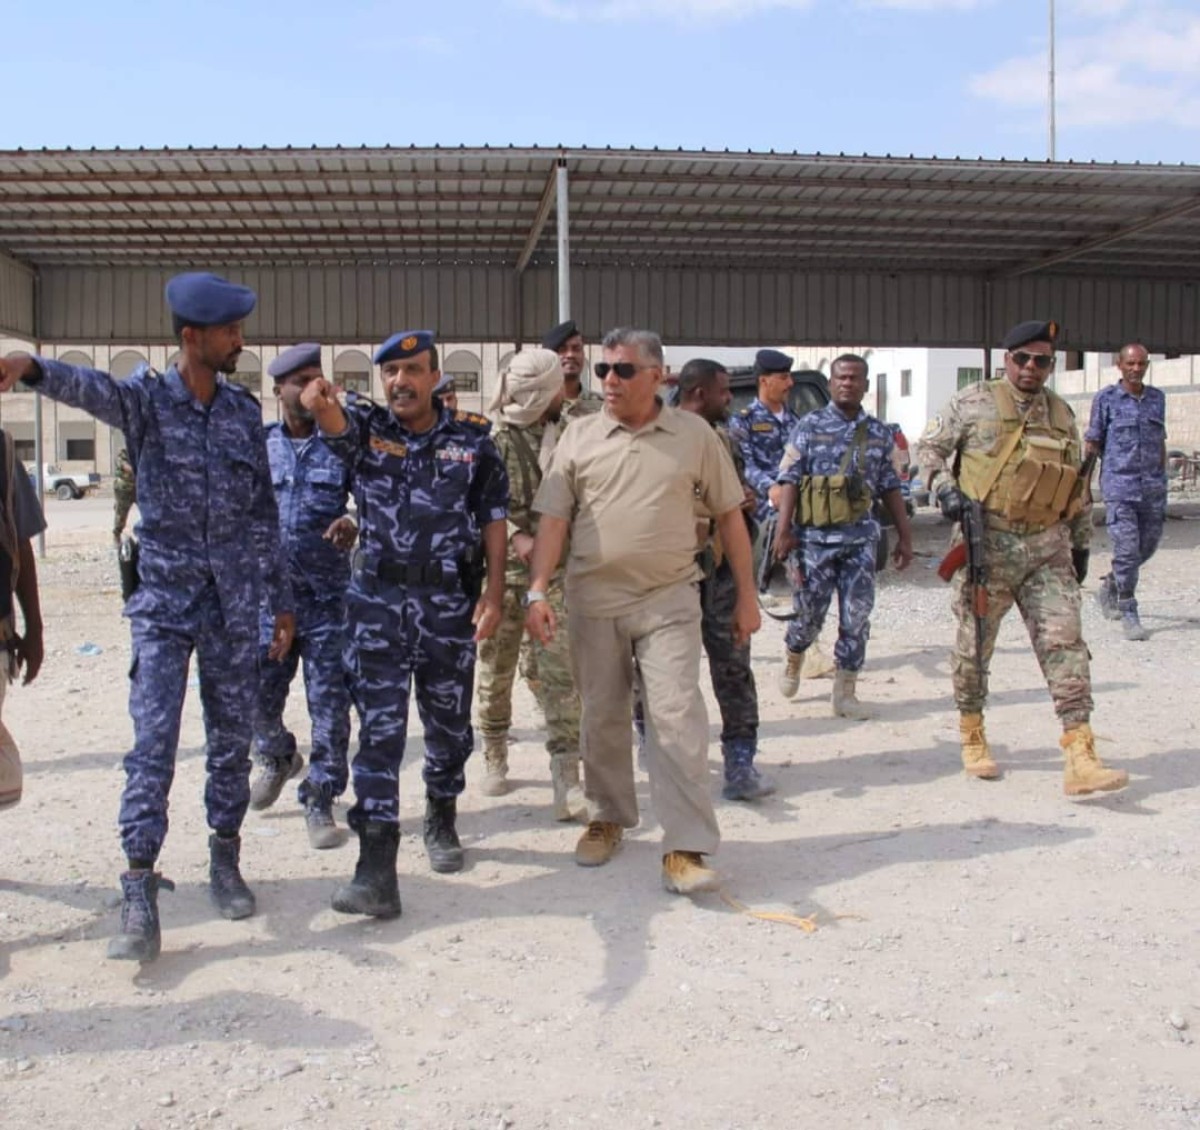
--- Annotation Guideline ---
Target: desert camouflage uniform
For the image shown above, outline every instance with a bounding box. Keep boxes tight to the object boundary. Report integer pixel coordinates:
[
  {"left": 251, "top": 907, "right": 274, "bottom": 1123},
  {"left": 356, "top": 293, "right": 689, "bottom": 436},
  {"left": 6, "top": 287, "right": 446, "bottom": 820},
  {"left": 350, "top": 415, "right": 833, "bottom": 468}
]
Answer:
[
  {"left": 561, "top": 388, "right": 603, "bottom": 423},
  {"left": 475, "top": 420, "right": 580, "bottom": 758},
  {"left": 917, "top": 380, "right": 1093, "bottom": 725}
]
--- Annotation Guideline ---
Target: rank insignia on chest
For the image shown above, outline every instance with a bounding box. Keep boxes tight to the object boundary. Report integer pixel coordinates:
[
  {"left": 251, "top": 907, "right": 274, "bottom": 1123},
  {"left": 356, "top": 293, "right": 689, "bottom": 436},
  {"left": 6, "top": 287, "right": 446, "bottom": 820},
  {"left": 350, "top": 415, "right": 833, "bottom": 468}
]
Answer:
[
  {"left": 751, "top": 423, "right": 774, "bottom": 433},
  {"left": 436, "top": 445, "right": 475, "bottom": 464},
  {"left": 370, "top": 436, "right": 408, "bottom": 458}
]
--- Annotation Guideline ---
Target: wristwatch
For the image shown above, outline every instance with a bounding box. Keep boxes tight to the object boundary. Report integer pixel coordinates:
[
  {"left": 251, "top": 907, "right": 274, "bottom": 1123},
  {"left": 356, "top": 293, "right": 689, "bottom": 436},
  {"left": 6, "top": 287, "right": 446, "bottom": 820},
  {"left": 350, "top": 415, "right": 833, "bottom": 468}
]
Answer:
[{"left": 522, "top": 590, "right": 548, "bottom": 609}]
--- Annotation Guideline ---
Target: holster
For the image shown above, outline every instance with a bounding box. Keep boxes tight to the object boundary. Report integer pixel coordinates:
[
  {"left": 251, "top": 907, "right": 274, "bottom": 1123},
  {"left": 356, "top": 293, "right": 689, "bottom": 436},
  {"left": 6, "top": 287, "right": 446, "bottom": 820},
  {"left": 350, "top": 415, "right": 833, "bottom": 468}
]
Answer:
[
  {"left": 459, "top": 544, "right": 485, "bottom": 604},
  {"left": 118, "top": 536, "right": 140, "bottom": 601}
]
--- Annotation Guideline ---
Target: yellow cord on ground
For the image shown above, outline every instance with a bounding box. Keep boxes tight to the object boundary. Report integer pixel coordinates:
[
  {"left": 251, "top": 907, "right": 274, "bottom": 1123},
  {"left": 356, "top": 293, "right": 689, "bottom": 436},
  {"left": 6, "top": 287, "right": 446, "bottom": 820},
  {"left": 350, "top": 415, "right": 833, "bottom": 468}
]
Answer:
[{"left": 718, "top": 888, "right": 819, "bottom": 932}]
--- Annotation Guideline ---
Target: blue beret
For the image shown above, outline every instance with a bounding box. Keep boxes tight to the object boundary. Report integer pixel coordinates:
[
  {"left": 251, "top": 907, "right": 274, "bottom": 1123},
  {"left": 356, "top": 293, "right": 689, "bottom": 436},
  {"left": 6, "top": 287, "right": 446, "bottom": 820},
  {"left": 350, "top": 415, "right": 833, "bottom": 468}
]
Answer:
[
  {"left": 754, "top": 349, "right": 793, "bottom": 375},
  {"left": 374, "top": 330, "right": 436, "bottom": 366},
  {"left": 268, "top": 342, "right": 322, "bottom": 380},
  {"left": 1002, "top": 320, "right": 1059, "bottom": 350},
  {"left": 165, "top": 272, "right": 256, "bottom": 326},
  {"left": 434, "top": 372, "right": 456, "bottom": 393},
  {"left": 541, "top": 320, "right": 580, "bottom": 352}
]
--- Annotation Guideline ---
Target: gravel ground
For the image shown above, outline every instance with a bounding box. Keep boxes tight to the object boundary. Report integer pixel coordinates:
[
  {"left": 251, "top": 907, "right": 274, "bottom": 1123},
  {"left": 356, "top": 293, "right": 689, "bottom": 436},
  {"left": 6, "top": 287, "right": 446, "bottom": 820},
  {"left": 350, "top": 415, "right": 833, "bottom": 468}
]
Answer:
[{"left": 1, "top": 497, "right": 1198, "bottom": 1129}]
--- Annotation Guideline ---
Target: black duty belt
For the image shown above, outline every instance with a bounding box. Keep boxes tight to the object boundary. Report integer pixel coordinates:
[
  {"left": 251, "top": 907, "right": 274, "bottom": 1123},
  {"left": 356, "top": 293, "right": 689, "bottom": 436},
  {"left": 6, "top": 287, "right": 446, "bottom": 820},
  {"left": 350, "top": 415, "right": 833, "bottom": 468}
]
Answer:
[{"left": 375, "top": 558, "right": 458, "bottom": 587}]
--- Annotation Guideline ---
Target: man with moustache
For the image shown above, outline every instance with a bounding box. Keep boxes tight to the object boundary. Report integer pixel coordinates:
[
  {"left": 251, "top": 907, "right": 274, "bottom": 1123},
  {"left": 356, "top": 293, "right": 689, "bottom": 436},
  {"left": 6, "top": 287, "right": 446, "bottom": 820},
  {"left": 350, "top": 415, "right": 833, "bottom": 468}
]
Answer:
[
  {"left": 917, "top": 319, "right": 1127, "bottom": 795},
  {"left": 525, "top": 328, "right": 759, "bottom": 893},
  {"left": 249, "top": 344, "right": 357, "bottom": 849},
  {"left": 0, "top": 272, "right": 295, "bottom": 962},
  {"left": 1085, "top": 343, "right": 1168, "bottom": 642},
  {"left": 542, "top": 320, "right": 603, "bottom": 421},
  {"left": 302, "top": 331, "right": 508, "bottom": 917},
  {"left": 728, "top": 349, "right": 801, "bottom": 525}
]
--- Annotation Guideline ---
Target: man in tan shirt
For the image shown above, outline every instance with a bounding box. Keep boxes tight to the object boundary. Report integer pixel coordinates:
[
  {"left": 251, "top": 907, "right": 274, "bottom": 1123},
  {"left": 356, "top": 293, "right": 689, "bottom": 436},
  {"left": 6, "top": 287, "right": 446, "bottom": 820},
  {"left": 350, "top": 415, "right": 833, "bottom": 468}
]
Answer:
[{"left": 525, "top": 327, "right": 760, "bottom": 894}]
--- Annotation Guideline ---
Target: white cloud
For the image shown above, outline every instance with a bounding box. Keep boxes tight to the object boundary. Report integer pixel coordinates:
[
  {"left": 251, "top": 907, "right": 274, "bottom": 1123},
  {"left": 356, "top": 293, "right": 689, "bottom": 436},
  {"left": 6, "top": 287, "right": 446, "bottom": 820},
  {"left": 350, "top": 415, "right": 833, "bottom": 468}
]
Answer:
[{"left": 970, "top": 1, "right": 1200, "bottom": 132}]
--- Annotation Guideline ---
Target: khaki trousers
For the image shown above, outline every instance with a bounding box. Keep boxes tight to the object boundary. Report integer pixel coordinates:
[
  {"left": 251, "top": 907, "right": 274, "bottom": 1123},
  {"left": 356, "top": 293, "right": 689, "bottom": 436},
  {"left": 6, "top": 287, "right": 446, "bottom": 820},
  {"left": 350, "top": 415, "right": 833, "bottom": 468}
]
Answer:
[
  {"left": 568, "top": 582, "right": 719, "bottom": 856},
  {"left": 0, "top": 673, "right": 21, "bottom": 808}
]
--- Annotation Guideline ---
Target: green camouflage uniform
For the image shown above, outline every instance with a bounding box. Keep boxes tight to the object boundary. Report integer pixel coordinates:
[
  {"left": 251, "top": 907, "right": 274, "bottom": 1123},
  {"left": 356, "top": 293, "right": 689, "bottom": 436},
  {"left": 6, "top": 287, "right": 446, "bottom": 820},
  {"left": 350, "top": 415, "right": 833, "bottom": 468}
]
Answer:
[
  {"left": 113, "top": 447, "right": 137, "bottom": 540},
  {"left": 475, "top": 420, "right": 581, "bottom": 755},
  {"left": 917, "top": 381, "right": 1093, "bottom": 725},
  {"left": 561, "top": 388, "right": 603, "bottom": 423}
]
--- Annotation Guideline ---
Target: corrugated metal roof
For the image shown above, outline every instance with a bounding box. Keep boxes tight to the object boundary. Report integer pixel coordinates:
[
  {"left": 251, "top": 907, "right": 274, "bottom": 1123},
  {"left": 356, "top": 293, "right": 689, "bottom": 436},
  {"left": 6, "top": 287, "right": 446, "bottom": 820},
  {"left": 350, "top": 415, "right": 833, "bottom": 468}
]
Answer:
[{"left": 1, "top": 146, "right": 1198, "bottom": 278}]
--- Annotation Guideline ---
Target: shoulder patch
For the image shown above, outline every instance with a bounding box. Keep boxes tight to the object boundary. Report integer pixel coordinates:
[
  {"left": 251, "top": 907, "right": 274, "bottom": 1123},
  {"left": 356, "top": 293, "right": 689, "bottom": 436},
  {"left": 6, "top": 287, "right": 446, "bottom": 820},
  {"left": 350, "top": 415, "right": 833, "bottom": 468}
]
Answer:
[
  {"left": 922, "top": 414, "right": 943, "bottom": 437},
  {"left": 454, "top": 410, "right": 493, "bottom": 433}
]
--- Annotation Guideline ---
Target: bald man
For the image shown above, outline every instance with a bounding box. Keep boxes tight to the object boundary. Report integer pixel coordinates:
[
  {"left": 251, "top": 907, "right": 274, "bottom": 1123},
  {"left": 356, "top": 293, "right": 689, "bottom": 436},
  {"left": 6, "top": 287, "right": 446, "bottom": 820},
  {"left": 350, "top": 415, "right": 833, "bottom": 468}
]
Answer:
[{"left": 1084, "top": 343, "right": 1168, "bottom": 642}]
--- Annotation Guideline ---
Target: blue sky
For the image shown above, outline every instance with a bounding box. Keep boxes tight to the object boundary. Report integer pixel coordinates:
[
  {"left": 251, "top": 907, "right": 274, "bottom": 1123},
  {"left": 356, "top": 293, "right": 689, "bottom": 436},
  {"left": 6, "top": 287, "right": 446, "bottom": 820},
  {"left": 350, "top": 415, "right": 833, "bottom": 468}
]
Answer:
[{"left": 4, "top": 0, "right": 1197, "bottom": 163}]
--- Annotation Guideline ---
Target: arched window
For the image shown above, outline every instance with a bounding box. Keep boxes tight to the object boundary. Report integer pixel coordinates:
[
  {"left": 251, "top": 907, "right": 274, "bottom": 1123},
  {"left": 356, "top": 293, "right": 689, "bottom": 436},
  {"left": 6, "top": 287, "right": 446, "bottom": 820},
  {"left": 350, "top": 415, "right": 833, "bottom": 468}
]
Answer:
[
  {"left": 441, "top": 350, "right": 482, "bottom": 394},
  {"left": 167, "top": 350, "right": 182, "bottom": 371},
  {"left": 334, "top": 349, "right": 372, "bottom": 398},
  {"left": 497, "top": 350, "right": 516, "bottom": 374},
  {"left": 228, "top": 350, "right": 262, "bottom": 397},
  {"left": 110, "top": 350, "right": 149, "bottom": 380},
  {"left": 55, "top": 352, "right": 97, "bottom": 461}
]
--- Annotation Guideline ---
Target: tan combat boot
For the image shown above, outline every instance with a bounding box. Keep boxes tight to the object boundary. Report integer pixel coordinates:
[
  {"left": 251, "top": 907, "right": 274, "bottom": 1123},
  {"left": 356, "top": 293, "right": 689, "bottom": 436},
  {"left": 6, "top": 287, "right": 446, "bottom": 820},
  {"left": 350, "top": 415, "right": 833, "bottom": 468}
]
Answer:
[
  {"left": 831, "top": 670, "right": 873, "bottom": 720},
  {"left": 778, "top": 650, "right": 804, "bottom": 698},
  {"left": 1060, "top": 724, "right": 1129, "bottom": 796},
  {"left": 550, "top": 754, "right": 588, "bottom": 823},
  {"left": 480, "top": 735, "right": 509, "bottom": 797},
  {"left": 959, "top": 712, "right": 999, "bottom": 779}
]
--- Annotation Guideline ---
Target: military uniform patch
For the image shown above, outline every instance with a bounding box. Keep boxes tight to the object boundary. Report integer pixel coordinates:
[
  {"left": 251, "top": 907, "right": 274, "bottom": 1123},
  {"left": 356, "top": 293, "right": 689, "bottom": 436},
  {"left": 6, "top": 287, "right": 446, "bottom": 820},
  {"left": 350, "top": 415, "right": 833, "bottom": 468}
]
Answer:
[
  {"left": 370, "top": 436, "right": 408, "bottom": 458},
  {"left": 923, "top": 415, "right": 942, "bottom": 437}
]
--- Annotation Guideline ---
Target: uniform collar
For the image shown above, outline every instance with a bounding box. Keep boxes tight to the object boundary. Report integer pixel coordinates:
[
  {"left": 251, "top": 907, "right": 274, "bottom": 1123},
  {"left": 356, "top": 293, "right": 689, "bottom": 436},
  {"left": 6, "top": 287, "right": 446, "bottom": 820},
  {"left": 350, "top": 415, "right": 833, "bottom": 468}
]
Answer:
[{"left": 601, "top": 398, "right": 677, "bottom": 436}]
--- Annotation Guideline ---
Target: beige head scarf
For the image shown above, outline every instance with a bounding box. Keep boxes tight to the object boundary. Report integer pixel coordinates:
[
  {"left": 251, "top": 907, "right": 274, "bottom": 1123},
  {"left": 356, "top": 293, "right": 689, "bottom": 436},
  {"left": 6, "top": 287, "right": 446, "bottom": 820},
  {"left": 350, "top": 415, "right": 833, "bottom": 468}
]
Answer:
[{"left": 489, "top": 348, "right": 565, "bottom": 470}]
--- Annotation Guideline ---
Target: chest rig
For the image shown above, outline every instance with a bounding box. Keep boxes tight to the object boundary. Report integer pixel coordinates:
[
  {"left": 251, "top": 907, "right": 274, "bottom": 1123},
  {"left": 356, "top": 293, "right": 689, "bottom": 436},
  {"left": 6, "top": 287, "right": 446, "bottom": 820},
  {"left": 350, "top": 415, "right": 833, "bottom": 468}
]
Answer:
[{"left": 958, "top": 381, "right": 1083, "bottom": 531}]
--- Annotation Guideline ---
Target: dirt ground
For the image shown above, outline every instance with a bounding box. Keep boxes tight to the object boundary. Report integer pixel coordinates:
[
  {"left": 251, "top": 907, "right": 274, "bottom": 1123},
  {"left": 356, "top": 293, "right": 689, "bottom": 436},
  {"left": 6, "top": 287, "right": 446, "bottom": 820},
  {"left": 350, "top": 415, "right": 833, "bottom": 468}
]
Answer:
[{"left": 2, "top": 493, "right": 1198, "bottom": 1130}]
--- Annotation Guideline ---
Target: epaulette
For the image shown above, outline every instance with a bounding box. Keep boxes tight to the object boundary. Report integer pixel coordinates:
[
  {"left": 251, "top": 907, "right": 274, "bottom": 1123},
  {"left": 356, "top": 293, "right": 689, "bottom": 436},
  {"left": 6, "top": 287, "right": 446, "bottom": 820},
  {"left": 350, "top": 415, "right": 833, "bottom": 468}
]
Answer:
[
  {"left": 738, "top": 407, "right": 752, "bottom": 417},
  {"left": 454, "top": 410, "right": 493, "bottom": 434}
]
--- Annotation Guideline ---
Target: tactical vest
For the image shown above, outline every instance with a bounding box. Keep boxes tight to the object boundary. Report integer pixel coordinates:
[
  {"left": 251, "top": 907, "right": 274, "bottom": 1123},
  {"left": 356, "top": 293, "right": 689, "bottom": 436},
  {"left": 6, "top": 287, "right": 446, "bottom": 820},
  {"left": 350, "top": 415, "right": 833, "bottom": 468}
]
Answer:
[
  {"left": 958, "top": 381, "right": 1082, "bottom": 531},
  {"left": 793, "top": 421, "right": 872, "bottom": 528}
]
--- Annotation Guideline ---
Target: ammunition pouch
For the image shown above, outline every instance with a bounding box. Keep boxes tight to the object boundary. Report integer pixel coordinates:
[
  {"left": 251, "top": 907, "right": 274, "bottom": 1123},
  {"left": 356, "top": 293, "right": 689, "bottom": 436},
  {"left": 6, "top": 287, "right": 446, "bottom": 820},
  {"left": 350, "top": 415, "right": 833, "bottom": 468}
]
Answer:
[
  {"left": 794, "top": 474, "right": 872, "bottom": 528},
  {"left": 791, "top": 420, "right": 872, "bottom": 528}
]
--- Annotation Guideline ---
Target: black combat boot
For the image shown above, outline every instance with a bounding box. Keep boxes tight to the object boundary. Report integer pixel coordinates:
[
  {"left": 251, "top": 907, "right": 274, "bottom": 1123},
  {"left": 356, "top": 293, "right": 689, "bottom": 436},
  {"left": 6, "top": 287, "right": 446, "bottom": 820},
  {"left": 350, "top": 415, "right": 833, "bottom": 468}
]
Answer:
[
  {"left": 424, "top": 795, "right": 464, "bottom": 874},
  {"left": 108, "top": 869, "right": 175, "bottom": 963},
  {"left": 208, "top": 833, "right": 256, "bottom": 920},
  {"left": 331, "top": 822, "right": 402, "bottom": 918}
]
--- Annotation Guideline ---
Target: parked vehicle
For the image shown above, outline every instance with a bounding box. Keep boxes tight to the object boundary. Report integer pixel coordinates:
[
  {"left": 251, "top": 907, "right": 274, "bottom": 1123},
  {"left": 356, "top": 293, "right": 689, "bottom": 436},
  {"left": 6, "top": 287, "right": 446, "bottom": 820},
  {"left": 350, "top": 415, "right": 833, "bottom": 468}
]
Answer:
[{"left": 34, "top": 464, "right": 102, "bottom": 500}]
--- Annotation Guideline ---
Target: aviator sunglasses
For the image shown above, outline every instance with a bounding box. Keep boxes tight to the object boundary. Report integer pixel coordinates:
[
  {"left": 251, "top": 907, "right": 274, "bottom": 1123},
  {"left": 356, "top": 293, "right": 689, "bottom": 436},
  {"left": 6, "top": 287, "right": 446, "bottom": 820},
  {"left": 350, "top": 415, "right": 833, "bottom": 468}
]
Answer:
[
  {"left": 1010, "top": 350, "right": 1056, "bottom": 371},
  {"left": 594, "top": 361, "right": 655, "bottom": 380}
]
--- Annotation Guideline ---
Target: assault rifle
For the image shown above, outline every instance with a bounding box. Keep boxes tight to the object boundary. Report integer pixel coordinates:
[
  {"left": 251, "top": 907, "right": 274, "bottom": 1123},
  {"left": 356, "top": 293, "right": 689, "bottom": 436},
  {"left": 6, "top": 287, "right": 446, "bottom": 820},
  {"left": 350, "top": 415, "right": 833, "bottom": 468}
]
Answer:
[
  {"left": 937, "top": 496, "right": 988, "bottom": 678},
  {"left": 755, "top": 509, "right": 801, "bottom": 622}
]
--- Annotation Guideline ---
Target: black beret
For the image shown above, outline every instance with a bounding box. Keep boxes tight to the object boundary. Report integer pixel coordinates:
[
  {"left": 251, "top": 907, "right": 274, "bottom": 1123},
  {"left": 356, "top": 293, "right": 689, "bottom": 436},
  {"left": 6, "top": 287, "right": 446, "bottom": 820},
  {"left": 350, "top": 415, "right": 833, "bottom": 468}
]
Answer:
[
  {"left": 1002, "top": 320, "right": 1059, "bottom": 351},
  {"left": 754, "top": 348, "right": 793, "bottom": 376},
  {"left": 541, "top": 320, "right": 580, "bottom": 352}
]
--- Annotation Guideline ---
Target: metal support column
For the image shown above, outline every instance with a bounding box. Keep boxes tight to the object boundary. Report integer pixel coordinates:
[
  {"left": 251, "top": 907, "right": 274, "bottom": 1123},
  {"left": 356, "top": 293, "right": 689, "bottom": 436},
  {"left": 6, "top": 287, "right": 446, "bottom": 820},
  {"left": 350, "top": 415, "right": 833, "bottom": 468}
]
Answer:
[
  {"left": 32, "top": 270, "right": 45, "bottom": 558},
  {"left": 555, "top": 158, "right": 570, "bottom": 322}
]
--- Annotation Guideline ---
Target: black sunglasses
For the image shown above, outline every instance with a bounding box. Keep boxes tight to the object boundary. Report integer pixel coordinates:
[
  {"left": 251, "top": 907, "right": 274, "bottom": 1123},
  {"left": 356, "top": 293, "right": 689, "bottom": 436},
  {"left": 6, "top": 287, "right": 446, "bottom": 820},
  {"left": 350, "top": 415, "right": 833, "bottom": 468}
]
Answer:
[
  {"left": 1010, "top": 351, "right": 1055, "bottom": 371},
  {"left": 594, "top": 361, "right": 654, "bottom": 380}
]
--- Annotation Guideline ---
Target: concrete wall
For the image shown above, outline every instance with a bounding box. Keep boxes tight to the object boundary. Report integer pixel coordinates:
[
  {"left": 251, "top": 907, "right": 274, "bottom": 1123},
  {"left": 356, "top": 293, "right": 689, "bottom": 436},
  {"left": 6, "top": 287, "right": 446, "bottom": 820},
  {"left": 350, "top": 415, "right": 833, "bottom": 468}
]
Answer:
[{"left": 1056, "top": 356, "right": 1200, "bottom": 451}]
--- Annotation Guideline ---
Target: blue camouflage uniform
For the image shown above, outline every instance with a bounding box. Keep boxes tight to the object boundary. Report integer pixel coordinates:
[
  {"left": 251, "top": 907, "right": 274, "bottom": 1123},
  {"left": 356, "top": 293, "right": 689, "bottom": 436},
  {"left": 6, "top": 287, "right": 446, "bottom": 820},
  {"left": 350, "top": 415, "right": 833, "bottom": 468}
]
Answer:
[
  {"left": 22, "top": 356, "right": 290, "bottom": 863},
  {"left": 729, "top": 398, "right": 801, "bottom": 523},
  {"left": 778, "top": 403, "right": 900, "bottom": 671},
  {"left": 1085, "top": 381, "right": 1168, "bottom": 604},
  {"left": 321, "top": 374, "right": 508, "bottom": 830},
  {"left": 255, "top": 420, "right": 354, "bottom": 803}
]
